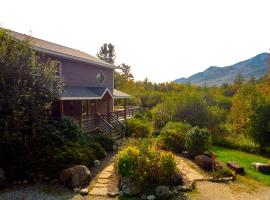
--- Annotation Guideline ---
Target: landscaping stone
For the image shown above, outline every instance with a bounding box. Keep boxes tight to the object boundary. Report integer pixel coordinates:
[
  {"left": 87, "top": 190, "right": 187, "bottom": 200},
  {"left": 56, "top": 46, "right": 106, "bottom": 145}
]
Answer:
[
  {"left": 107, "top": 191, "right": 118, "bottom": 197},
  {"left": 155, "top": 186, "right": 173, "bottom": 199},
  {"left": 119, "top": 190, "right": 124, "bottom": 196},
  {"left": 141, "top": 194, "right": 147, "bottom": 200},
  {"left": 73, "top": 188, "right": 80, "bottom": 193},
  {"left": 89, "top": 187, "right": 108, "bottom": 196},
  {"left": 227, "top": 162, "right": 244, "bottom": 174},
  {"left": 120, "top": 176, "right": 141, "bottom": 196},
  {"left": 252, "top": 162, "right": 270, "bottom": 173},
  {"left": 79, "top": 188, "right": 89, "bottom": 195},
  {"left": 147, "top": 194, "right": 156, "bottom": 200},
  {"left": 94, "top": 160, "right": 101, "bottom": 167},
  {"left": 195, "top": 155, "right": 213, "bottom": 170},
  {"left": 181, "top": 151, "right": 193, "bottom": 159},
  {"left": 176, "top": 185, "right": 192, "bottom": 192},
  {"left": 59, "top": 165, "right": 91, "bottom": 188}
]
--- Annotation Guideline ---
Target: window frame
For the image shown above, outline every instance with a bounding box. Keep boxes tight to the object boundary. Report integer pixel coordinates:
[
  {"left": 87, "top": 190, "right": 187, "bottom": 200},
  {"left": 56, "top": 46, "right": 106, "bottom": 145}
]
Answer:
[
  {"left": 96, "top": 71, "right": 105, "bottom": 86},
  {"left": 48, "top": 60, "right": 62, "bottom": 77}
]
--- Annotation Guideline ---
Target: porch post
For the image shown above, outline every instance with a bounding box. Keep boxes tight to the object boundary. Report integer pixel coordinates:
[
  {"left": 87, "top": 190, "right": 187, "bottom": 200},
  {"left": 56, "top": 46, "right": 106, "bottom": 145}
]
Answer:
[
  {"left": 60, "top": 100, "right": 64, "bottom": 118},
  {"left": 124, "top": 98, "right": 127, "bottom": 120},
  {"left": 107, "top": 98, "right": 110, "bottom": 121}
]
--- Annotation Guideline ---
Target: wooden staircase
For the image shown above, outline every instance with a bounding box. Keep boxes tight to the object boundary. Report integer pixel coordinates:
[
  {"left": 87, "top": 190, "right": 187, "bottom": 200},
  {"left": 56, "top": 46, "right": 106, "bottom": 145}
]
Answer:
[{"left": 95, "top": 113, "right": 124, "bottom": 141}]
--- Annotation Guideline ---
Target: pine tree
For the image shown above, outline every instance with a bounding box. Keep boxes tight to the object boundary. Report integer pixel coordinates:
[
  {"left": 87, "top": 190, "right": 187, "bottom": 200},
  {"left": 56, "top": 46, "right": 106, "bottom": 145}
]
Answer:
[{"left": 97, "top": 43, "right": 116, "bottom": 64}]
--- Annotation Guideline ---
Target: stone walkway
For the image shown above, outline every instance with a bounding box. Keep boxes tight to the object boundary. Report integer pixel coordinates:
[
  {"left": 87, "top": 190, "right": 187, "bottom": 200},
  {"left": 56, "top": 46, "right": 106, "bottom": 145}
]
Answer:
[
  {"left": 88, "top": 163, "right": 115, "bottom": 197},
  {"left": 175, "top": 155, "right": 208, "bottom": 187}
]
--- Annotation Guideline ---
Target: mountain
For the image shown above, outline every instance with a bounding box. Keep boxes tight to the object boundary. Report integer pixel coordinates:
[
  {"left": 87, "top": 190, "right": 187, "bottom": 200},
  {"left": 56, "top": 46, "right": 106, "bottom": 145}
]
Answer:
[{"left": 175, "top": 53, "right": 270, "bottom": 86}]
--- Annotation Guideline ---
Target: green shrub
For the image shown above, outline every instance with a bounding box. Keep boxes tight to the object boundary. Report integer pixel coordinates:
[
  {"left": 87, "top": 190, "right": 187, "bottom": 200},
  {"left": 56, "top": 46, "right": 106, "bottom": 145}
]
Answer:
[
  {"left": 92, "top": 133, "right": 115, "bottom": 151},
  {"left": 57, "top": 117, "right": 84, "bottom": 142},
  {"left": 126, "top": 118, "right": 152, "bottom": 138},
  {"left": 117, "top": 138, "right": 176, "bottom": 185},
  {"left": 185, "top": 127, "right": 211, "bottom": 154},
  {"left": 158, "top": 121, "right": 192, "bottom": 152},
  {"left": 88, "top": 141, "right": 106, "bottom": 159},
  {"left": 212, "top": 135, "right": 260, "bottom": 154}
]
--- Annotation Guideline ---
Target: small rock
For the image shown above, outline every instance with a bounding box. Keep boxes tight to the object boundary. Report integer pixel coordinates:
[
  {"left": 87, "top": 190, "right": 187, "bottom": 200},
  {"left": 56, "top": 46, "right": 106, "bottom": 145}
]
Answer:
[
  {"left": 141, "top": 194, "right": 147, "bottom": 200},
  {"left": 155, "top": 186, "right": 173, "bottom": 200},
  {"left": 252, "top": 162, "right": 270, "bottom": 173},
  {"left": 120, "top": 177, "right": 141, "bottom": 196},
  {"left": 94, "top": 160, "right": 101, "bottom": 167},
  {"left": 79, "top": 188, "right": 89, "bottom": 195},
  {"left": 177, "top": 185, "right": 192, "bottom": 192},
  {"left": 73, "top": 188, "right": 80, "bottom": 193},
  {"left": 113, "top": 144, "right": 118, "bottom": 151},
  {"left": 107, "top": 191, "right": 117, "bottom": 197},
  {"left": 119, "top": 190, "right": 124, "bottom": 196},
  {"left": 147, "top": 195, "right": 156, "bottom": 200},
  {"left": 195, "top": 155, "right": 213, "bottom": 170}
]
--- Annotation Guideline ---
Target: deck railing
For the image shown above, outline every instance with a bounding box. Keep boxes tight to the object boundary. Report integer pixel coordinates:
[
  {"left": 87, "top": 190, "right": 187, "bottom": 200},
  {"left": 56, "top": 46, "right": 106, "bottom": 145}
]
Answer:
[
  {"left": 110, "top": 106, "right": 140, "bottom": 120},
  {"left": 76, "top": 106, "right": 140, "bottom": 133}
]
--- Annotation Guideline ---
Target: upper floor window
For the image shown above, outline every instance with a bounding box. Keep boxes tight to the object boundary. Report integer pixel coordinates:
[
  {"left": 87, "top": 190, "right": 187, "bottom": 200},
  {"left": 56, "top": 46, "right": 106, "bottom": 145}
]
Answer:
[
  {"left": 48, "top": 60, "right": 61, "bottom": 77},
  {"left": 96, "top": 71, "right": 105, "bottom": 86}
]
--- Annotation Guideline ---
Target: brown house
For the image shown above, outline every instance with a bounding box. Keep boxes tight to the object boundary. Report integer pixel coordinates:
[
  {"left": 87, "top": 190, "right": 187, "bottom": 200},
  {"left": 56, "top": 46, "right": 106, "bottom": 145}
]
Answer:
[{"left": 10, "top": 30, "right": 138, "bottom": 138}]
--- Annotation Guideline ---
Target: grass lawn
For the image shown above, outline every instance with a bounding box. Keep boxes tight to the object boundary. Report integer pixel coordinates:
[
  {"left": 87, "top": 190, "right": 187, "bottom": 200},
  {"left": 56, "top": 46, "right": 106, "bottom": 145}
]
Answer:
[{"left": 211, "top": 146, "right": 270, "bottom": 186}]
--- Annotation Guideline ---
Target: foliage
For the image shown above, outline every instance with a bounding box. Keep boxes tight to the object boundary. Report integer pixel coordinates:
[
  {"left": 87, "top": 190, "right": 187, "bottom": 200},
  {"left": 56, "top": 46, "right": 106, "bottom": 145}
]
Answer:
[
  {"left": 126, "top": 117, "right": 152, "bottom": 138},
  {"left": 158, "top": 121, "right": 192, "bottom": 152},
  {"left": 212, "top": 135, "right": 260, "bottom": 154},
  {"left": 0, "top": 117, "right": 110, "bottom": 181},
  {"left": 117, "top": 138, "right": 176, "bottom": 185},
  {"left": 231, "top": 84, "right": 270, "bottom": 148},
  {"left": 185, "top": 127, "right": 211, "bottom": 154},
  {"left": 92, "top": 133, "right": 115, "bottom": 151},
  {"left": 96, "top": 43, "right": 116, "bottom": 64},
  {"left": 212, "top": 146, "right": 270, "bottom": 186},
  {"left": 0, "top": 28, "right": 63, "bottom": 138}
]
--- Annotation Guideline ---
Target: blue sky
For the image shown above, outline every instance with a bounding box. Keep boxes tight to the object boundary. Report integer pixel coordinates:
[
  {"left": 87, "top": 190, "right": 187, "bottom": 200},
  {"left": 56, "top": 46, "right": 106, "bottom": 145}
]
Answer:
[{"left": 1, "top": 0, "right": 270, "bottom": 82}]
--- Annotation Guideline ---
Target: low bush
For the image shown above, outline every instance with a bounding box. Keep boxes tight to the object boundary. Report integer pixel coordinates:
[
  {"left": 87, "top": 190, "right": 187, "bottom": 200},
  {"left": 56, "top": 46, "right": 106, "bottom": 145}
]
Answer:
[
  {"left": 212, "top": 135, "right": 260, "bottom": 154},
  {"left": 117, "top": 138, "right": 176, "bottom": 185},
  {"left": 0, "top": 117, "right": 110, "bottom": 181},
  {"left": 126, "top": 118, "right": 152, "bottom": 138},
  {"left": 185, "top": 127, "right": 211, "bottom": 155},
  {"left": 92, "top": 133, "right": 115, "bottom": 151},
  {"left": 158, "top": 121, "right": 192, "bottom": 152}
]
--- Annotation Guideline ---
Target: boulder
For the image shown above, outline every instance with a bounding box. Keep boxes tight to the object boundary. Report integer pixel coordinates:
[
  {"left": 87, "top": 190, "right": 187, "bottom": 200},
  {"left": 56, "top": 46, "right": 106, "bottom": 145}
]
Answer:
[
  {"left": 0, "top": 168, "right": 8, "bottom": 188},
  {"left": 120, "top": 177, "right": 141, "bottom": 196},
  {"left": 147, "top": 195, "right": 156, "bottom": 200},
  {"left": 227, "top": 162, "right": 244, "bottom": 174},
  {"left": 60, "top": 165, "right": 91, "bottom": 188},
  {"left": 79, "top": 188, "right": 89, "bottom": 195},
  {"left": 94, "top": 160, "right": 101, "bottom": 167},
  {"left": 155, "top": 186, "right": 173, "bottom": 200},
  {"left": 252, "top": 162, "right": 270, "bottom": 173},
  {"left": 195, "top": 155, "right": 213, "bottom": 170}
]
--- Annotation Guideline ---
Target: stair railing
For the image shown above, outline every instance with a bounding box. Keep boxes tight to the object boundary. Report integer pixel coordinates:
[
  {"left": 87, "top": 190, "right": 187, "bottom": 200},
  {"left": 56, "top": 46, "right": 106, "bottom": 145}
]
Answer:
[{"left": 95, "top": 113, "right": 113, "bottom": 135}]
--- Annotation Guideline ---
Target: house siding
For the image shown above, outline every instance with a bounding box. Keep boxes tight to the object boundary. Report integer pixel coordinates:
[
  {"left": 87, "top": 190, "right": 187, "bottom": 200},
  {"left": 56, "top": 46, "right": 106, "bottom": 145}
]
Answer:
[{"left": 43, "top": 54, "right": 114, "bottom": 89}]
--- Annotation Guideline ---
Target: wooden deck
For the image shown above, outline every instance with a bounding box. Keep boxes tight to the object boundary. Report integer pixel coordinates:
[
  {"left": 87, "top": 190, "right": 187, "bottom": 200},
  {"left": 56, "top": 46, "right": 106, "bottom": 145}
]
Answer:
[{"left": 78, "top": 106, "right": 140, "bottom": 133}]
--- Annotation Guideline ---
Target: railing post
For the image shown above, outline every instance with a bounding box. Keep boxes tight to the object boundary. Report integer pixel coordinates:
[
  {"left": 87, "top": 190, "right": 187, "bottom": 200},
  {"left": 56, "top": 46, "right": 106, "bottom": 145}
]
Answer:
[{"left": 124, "top": 99, "right": 127, "bottom": 120}]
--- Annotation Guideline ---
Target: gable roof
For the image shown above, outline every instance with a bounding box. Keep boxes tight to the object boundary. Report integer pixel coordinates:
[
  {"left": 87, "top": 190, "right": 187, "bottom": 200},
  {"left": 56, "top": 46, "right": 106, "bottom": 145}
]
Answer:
[
  {"left": 61, "top": 85, "right": 130, "bottom": 100},
  {"left": 6, "top": 29, "right": 115, "bottom": 69}
]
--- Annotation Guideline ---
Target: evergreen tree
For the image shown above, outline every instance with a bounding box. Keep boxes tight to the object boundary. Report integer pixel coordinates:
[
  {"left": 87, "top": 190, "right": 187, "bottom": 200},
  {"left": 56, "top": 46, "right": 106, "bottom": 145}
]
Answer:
[{"left": 97, "top": 43, "right": 116, "bottom": 64}]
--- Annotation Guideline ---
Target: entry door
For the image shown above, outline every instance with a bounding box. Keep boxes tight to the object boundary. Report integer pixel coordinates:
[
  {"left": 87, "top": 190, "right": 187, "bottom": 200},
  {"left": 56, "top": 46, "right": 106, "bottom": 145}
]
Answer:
[{"left": 89, "top": 100, "right": 96, "bottom": 116}]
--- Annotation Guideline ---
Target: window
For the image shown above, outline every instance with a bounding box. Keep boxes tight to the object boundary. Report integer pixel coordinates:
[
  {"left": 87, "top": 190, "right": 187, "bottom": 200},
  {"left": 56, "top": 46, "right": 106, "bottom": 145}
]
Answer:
[
  {"left": 48, "top": 60, "right": 61, "bottom": 77},
  {"left": 96, "top": 71, "right": 105, "bottom": 85}
]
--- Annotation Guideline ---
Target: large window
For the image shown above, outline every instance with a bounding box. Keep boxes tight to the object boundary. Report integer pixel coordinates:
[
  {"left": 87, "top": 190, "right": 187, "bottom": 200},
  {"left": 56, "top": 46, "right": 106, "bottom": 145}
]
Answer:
[{"left": 48, "top": 60, "right": 61, "bottom": 77}]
